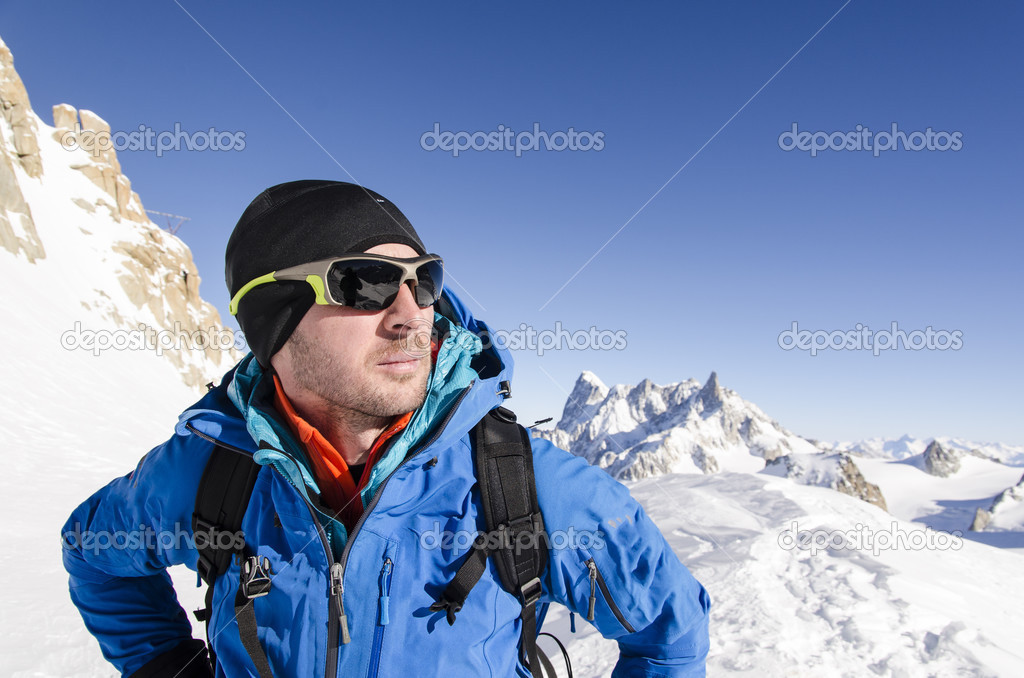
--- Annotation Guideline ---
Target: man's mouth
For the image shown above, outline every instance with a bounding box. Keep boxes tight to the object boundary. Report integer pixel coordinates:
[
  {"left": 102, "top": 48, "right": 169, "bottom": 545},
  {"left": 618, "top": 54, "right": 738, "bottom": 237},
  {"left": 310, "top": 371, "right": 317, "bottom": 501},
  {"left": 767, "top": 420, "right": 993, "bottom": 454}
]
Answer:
[{"left": 377, "top": 353, "right": 425, "bottom": 373}]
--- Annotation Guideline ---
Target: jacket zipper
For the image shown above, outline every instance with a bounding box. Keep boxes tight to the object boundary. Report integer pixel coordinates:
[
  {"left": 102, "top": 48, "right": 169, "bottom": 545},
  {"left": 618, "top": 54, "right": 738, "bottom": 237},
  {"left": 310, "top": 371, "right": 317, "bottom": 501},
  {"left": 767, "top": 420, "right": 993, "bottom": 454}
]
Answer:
[
  {"left": 185, "top": 423, "right": 342, "bottom": 678},
  {"left": 584, "top": 558, "right": 636, "bottom": 633},
  {"left": 334, "top": 385, "right": 472, "bottom": 589},
  {"left": 187, "top": 381, "right": 474, "bottom": 675},
  {"left": 366, "top": 555, "right": 394, "bottom": 678}
]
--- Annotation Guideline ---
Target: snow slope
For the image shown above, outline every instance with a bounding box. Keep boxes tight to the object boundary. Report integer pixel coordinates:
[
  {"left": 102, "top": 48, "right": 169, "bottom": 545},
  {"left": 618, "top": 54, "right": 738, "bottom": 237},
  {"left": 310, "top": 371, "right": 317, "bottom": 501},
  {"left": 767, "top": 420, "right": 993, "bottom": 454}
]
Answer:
[
  {"left": 542, "top": 473, "right": 1024, "bottom": 677},
  {"left": 855, "top": 455, "right": 1024, "bottom": 551},
  {"left": 0, "top": 309, "right": 210, "bottom": 677},
  {"left": 0, "top": 34, "right": 234, "bottom": 676}
]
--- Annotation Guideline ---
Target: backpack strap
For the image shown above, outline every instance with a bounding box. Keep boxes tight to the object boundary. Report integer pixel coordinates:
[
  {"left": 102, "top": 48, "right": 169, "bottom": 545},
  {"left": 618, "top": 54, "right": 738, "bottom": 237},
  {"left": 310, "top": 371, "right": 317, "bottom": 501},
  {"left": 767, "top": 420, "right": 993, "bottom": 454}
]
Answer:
[
  {"left": 192, "top": 444, "right": 274, "bottom": 678},
  {"left": 430, "top": 406, "right": 550, "bottom": 677}
]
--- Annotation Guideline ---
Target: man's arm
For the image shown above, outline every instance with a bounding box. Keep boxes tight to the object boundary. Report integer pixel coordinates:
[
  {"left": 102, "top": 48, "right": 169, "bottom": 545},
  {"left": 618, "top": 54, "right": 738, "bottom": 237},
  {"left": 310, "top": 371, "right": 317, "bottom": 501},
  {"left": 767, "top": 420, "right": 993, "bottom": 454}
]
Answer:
[
  {"left": 61, "top": 432, "right": 214, "bottom": 677},
  {"left": 530, "top": 436, "right": 711, "bottom": 677}
]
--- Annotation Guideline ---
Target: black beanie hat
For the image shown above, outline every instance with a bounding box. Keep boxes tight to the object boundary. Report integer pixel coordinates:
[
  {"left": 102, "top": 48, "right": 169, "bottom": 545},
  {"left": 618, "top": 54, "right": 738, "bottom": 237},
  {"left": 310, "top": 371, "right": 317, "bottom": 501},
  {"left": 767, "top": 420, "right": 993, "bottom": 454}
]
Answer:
[{"left": 225, "top": 180, "right": 427, "bottom": 367}]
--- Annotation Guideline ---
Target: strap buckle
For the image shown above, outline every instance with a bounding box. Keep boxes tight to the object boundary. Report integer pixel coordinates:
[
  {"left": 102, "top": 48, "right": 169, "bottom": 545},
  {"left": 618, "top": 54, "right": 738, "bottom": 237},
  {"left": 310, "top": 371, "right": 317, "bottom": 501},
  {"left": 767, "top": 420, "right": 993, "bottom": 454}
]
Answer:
[
  {"left": 519, "top": 577, "right": 542, "bottom": 607},
  {"left": 240, "top": 556, "right": 273, "bottom": 599},
  {"left": 192, "top": 515, "right": 220, "bottom": 583}
]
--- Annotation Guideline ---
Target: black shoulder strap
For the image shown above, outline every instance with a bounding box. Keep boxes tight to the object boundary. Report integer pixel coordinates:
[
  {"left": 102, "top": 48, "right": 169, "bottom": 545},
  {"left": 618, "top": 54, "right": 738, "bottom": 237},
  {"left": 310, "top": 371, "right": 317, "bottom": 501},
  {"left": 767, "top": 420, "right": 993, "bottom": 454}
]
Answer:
[
  {"left": 192, "top": 444, "right": 274, "bottom": 678},
  {"left": 430, "top": 406, "right": 551, "bottom": 677},
  {"left": 192, "top": 444, "right": 261, "bottom": 584}
]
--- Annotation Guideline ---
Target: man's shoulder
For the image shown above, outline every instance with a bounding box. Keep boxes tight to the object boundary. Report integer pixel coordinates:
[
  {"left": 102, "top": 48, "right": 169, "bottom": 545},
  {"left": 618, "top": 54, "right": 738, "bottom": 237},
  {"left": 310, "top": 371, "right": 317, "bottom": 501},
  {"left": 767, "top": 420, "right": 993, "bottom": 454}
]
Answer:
[{"left": 171, "top": 375, "right": 255, "bottom": 453}]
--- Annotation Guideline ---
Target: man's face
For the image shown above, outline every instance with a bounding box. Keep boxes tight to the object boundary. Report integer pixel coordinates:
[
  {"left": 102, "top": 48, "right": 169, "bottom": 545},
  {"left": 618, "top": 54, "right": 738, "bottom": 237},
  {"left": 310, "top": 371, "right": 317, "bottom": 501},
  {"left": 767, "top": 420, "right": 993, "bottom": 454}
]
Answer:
[{"left": 273, "top": 243, "right": 436, "bottom": 419}]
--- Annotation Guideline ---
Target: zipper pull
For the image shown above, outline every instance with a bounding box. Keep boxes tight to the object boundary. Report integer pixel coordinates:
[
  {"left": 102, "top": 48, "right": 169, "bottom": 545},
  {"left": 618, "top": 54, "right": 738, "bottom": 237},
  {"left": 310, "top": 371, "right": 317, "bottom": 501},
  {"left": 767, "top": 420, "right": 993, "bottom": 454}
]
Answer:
[
  {"left": 569, "top": 611, "right": 576, "bottom": 633},
  {"left": 331, "top": 562, "right": 351, "bottom": 644},
  {"left": 586, "top": 559, "right": 597, "bottom": 622},
  {"left": 379, "top": 558, "right": 393, "bottom": 626}
]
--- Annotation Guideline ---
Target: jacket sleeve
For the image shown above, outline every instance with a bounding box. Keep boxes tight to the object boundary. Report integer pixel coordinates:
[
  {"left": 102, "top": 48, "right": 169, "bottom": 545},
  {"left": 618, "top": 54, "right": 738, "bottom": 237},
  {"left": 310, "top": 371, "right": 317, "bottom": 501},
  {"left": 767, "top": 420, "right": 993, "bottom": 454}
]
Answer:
[
  {"left": 530, "top": 436, "right": 711, "bottom": 677},
  {"left": 61, "top": 431, "right": 215, "bottom": 677}
]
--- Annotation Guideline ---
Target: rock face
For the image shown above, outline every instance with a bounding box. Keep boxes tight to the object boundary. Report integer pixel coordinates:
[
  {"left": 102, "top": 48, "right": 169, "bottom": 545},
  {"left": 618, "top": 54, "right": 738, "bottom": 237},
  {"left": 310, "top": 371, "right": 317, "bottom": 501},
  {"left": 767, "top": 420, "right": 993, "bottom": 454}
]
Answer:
[
  {"left": 537, "top": 371, "right": 821, "bottom": 480},
  {"left": 969, "top": 508, "right": 991, "bottom": 531},
  {"left": 0, "top": 37, "right": 44, "bottom": 262},
  {"left": 835, "top": 455, "right": 888, "bottom": 511},
  {"left": 971, "top": 472, "right": 1024, "bottom": 532},
  {"left": 51, "top": 104, "right": 148, "bottom": 224},
  {"left": 0, "top": 37, "right": 41, "bottom": 178},
  {"left": 763, "top": 453, "right": 889, "bottom": 511},
  {"left": 0, "top": 137, "right": 43, "bottom": 262},
  {"left": 923, "top": 440, "right": 962, "bottom": 477},
  {"left": 0, "top": 33, "right": 242, "bottom": 389},
  {"left": 697, "top": 371, "right": 724, "bottom": 412}
]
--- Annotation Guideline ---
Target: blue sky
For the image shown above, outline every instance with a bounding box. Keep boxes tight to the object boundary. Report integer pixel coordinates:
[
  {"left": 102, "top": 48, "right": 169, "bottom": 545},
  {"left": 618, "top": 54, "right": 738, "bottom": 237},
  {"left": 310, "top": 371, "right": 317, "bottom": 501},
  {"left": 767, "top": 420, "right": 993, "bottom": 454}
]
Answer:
[{"left": 3, "top": 1, "right": 1021, "bottom": 445}]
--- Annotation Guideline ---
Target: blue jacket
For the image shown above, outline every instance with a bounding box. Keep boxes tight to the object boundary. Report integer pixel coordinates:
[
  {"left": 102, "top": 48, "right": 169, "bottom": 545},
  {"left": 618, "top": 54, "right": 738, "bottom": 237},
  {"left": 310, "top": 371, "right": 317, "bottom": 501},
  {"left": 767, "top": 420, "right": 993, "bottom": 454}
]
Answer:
[{"left": 62, "top": 290, "right": 710, "bottom": 677}]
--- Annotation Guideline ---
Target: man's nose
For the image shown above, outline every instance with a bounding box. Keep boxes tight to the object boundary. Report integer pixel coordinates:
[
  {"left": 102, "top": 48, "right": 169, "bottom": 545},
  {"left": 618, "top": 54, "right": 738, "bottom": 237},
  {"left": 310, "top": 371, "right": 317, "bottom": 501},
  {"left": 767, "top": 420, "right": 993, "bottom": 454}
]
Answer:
[{"left": 384, "top": 282, "right": 423, "bottom": 323}]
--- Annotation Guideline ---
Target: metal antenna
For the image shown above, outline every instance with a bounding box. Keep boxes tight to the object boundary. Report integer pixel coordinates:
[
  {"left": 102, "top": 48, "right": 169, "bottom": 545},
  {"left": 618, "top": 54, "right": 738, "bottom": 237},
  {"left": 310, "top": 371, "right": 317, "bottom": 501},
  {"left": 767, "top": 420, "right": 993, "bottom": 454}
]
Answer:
[{"left": 146, "top": 210, "right": 191, "bottom": 235}]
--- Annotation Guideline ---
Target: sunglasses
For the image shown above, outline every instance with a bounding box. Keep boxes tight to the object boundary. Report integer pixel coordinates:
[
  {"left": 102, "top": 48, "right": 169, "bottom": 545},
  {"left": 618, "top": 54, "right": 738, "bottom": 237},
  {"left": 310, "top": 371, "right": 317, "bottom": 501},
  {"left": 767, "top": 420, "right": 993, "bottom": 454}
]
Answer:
[{"left": 229, "top": 253, "right": 444, "bottom": 315}]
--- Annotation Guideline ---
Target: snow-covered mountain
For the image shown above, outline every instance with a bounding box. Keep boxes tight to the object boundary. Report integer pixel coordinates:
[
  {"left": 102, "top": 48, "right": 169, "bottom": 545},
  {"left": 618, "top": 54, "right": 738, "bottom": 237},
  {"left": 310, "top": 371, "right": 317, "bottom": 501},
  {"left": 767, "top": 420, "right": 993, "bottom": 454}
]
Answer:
[
  {"left": 535, "top": 370, "right": 892, "bottom": 507},
  {"left": 0, "top": 35, "right": 241, "bottom": 390},
  {"left": 763, "top": 451, "right": 888, "bottom": 511},
  {"left": 537, "top": 370, "right": 821, "bottom": 479},
  {"left": 540, "top": 370, "right": 1024, "bottom": 543},
  {"left": 971, "top": 472, "right": 1024, "bottom": 533}
]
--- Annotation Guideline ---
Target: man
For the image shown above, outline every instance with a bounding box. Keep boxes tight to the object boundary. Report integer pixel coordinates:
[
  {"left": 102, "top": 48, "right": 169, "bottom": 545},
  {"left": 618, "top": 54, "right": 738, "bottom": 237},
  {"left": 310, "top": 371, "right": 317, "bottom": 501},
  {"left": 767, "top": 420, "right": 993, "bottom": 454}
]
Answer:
[{"left": 62, "top": 180, "right": 710, "bottom": 677}]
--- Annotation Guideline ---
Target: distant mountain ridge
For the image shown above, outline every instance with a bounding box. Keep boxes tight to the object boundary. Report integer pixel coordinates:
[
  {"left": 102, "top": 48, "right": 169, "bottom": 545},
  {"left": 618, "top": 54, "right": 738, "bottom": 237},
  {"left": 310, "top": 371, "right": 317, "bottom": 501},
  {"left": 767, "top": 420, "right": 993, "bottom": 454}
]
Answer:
[
  {"left": 831, "top": 433, "right": 1024, "bottom": 466},
  {"left": 536, "top": 370, "right": 820, "bottom": 479},
  {"left": 537, "top": 371, "right": 1024, "bottom": 515}
]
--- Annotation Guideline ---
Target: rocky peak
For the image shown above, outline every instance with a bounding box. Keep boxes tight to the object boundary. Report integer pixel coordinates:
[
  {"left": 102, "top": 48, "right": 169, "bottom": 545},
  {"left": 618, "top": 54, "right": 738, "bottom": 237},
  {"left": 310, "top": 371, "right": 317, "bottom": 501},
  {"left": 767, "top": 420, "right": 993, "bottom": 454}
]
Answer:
[
  {"left": 764, "top": 452, "right": 888, "bottom": 511},
  {"left": 0, "top": 36, "right": 44, "bottom": 263},
  {"left": 0, "top": 36, "right": 41, "bottom": 178},
  {"left": 970, "top": 471, "right": 1024, "bottom": 532},
  {"left": 698, "top": 370, "right": 724, "bottom": 411},
  {"left": 568, "top": 370, "right": 609, "bottom": 405},
  {"left": 836, "top": 455, "right": 888, "bottom": 511},
  {"left": 923, "top": 440, "right": 962, "bottom": 477},
  {"left": 51, "top": 104, "right": 148, "bottom": 224},
  {"left": 536, "top": 369, "right": 820, "bottom": 481}
]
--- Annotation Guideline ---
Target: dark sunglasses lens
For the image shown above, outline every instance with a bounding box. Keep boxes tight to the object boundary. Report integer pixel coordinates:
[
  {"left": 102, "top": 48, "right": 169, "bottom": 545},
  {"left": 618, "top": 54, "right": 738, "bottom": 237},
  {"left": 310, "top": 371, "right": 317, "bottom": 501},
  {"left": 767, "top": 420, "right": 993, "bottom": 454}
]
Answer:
[
  {"left": 414, "top": 260, "right": 444, "bottom": 307},
  {"left": 326, "top": 260, "right": 401, "bottom": 310},
  {"left": 326, "top": 259, "right": 444, "bottom": 310}
]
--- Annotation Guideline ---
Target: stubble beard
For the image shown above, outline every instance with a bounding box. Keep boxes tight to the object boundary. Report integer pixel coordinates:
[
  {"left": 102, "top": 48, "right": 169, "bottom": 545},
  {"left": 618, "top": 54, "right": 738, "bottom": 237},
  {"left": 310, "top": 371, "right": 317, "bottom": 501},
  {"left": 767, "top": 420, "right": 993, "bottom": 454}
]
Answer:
[{"left": 287, "top": 327, "right": 431, "bottom": 422}]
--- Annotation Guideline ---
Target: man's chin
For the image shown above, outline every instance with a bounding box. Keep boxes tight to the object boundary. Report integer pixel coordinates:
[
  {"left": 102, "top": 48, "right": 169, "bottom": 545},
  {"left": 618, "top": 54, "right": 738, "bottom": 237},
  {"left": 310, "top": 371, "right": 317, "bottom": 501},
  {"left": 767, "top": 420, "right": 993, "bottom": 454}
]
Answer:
[{"left": 375, "top": 368, "right": 430, "bottom": 413}]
